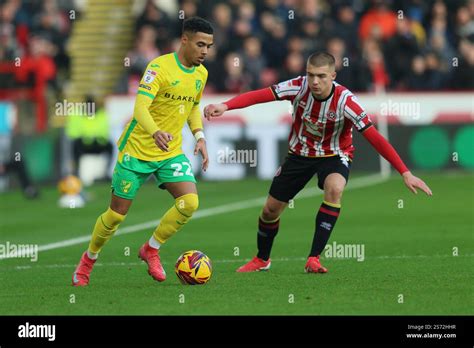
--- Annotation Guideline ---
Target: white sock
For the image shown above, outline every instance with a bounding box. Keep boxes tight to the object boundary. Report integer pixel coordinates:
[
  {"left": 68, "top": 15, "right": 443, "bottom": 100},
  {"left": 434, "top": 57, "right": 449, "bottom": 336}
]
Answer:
[
  {"left": 148, "top": 236, "right": 161, "bottom": 249},
  {"left": 87, "top": 250, "right": 98, "bottom": 260}
]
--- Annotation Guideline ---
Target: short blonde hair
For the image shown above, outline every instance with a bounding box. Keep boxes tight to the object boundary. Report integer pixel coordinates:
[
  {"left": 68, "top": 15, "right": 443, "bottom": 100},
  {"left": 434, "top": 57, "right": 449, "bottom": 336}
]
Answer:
[{"left": 307, "top": 52, "right": 335, "bottom": 68}]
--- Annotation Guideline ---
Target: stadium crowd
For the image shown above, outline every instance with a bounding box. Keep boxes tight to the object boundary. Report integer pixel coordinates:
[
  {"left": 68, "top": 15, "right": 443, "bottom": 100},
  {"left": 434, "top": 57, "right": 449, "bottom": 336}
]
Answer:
[
  {"left": 1, "top": 0, "right": 473, "bottom": 94},
  {"left": 0, "top": 0, "right": 73, "bottom": 91},
  {"left": 124, "top": 0, "right": 474, "bottom": 93}
]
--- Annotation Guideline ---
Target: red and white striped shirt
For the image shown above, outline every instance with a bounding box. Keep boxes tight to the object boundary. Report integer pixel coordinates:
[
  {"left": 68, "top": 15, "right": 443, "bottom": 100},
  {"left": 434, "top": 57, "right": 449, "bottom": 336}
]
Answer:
[{"left": 271, "top": 76, "right": 373, "bottom": 159}]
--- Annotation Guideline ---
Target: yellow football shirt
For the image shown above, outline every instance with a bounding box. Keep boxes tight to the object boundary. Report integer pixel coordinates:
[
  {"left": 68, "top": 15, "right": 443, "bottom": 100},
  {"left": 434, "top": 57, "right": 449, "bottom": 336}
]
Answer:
[{"left": 117, "top": 52, "right": 208, "bottom": 161}]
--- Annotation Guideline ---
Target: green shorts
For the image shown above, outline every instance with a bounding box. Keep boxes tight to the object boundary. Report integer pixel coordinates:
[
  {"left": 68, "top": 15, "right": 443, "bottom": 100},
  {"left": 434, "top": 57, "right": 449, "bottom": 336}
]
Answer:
[{"left": 111, "top": 153, "right": 196, "bottom": 200}]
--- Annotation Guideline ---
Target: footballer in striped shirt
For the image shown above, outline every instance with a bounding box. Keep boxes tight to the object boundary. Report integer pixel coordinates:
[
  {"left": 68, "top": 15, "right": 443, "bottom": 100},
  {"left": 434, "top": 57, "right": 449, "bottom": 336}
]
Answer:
[{"left": 204, "top": 52, "right": 432, "bottom": 274}]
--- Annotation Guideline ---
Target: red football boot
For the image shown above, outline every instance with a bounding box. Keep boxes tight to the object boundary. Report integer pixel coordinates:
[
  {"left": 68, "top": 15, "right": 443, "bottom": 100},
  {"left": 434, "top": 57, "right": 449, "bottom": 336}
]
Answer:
[
  {"left": 236, "top": 256, "right": 271, "bottom": 272},
  {"left": 72, "top": 252, "right": 97, "bottom": 286},
  {"left": 138, "top": 242, "right": 166, "bottom": 282},
  {"left": 304, "top": 256, "right": 328, "bottom": 273}
]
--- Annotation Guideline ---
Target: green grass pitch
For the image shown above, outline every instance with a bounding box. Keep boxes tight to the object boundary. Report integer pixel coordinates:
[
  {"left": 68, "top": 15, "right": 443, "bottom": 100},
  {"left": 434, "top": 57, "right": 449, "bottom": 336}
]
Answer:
[{"left": 0, "top": 172, "right": 472, "bottom": 315}]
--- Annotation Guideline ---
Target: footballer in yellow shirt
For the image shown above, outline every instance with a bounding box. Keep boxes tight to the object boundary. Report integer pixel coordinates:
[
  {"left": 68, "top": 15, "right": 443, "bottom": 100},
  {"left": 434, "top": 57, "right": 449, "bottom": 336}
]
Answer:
[{"left": 72, "top": 17, "right": 214, "bottom": 286}]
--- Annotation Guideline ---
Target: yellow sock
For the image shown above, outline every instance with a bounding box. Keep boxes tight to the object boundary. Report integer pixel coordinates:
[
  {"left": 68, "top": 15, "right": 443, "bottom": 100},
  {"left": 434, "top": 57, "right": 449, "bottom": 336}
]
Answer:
[
  {"left": 152, "top": 193, "right": 199, "bottom": 244},
  {"left": 88, "top": 207, "right": 126, "bottom": 254}
]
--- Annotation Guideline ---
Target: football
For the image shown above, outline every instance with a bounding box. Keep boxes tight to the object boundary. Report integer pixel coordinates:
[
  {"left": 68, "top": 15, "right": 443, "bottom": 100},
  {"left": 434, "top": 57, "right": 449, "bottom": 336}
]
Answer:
[
  {"left": 175, "top": 250, "right": 212, "bottom": 285},
  {"left": 58, "top": 175, "right": 82, "bottom": 195}
]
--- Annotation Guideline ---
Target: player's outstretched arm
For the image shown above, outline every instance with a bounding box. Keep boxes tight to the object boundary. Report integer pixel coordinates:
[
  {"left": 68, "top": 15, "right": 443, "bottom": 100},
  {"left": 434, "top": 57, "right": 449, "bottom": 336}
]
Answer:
[
  {"left": 401, "top": 171, "right": 432, "bottom": 196},
  {"left": 204, "top": 87, "right": 276, "bottom": 120},
  {"left": 362, "top": 126, "right": 432, "bottom": 196}
]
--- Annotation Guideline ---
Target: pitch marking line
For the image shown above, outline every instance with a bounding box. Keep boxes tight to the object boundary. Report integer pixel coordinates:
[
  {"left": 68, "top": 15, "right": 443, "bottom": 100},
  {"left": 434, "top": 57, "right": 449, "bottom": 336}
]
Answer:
[
  {"left": 0, "top": 174, "right": 386, "bottom": 260},
  {"left": 8, "top": 254, "right": 474, "bottom": 271}
]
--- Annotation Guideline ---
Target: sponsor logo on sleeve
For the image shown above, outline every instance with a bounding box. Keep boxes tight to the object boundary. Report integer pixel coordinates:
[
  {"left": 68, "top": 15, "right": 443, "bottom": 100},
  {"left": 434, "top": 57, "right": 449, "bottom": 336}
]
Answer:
[
  {"left": 144, "top": 69, "right": 157, "bottom": 84},
  {"left": 139, "top": 84, "right": 151, "bottom": 90}
]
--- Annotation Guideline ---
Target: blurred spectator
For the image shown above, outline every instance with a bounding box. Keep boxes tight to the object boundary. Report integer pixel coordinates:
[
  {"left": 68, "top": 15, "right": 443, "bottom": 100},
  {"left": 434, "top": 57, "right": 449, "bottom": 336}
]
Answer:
[
  {"left": 218, "top": 52, "right": 252, "bottom": 93},
  {"left": 455, "top": 4, "right": 474, "bottom": 41},
  {"left": 280, "top": 51, "right": 305, "bottom": 81},
  {"left": 426, "top": 1, "right": 455, "bottom": 48},
  {"left": 359, "top": 0, "right": 397, "bottom": 42},
  {"left": 450, "top": 38, "right": 474, "bottom": 89},
  {"left": 362, "top": 39, "right": 390, "bottom": 92},
  {"left": 299, "top": 0, "right": 326, "bottom": 21},
  {"left": 201, "top": 43, "right": 220, "bottom": 93},
  {"left": 259, "top": 12, "right": 288, "bottom": 68},
  {"left": 180, "top": 0, "right": 198, "bottom": 20},
  {"left": 384, "top": 18, "right": 420, "bottom": 89},
  {"left": 395, "top": 2, "right": 428, "bottom": 47},
  {"left": 211, "top": 2, "right": 233, "bottom": 53},
  {"left": 257, "top": 0, "right": 290, "bottom": 22},
  {"left": 15, "top": 33, "right": 57, "bottom": 100},
  {"left": 333, "top": 4, "right": 360, "bottom": 56},
  {"left": 299, "top": 17, "right": 326, "bottom": 53},
  {"left": 430, "top": 0, "right": 448, "bottom": 22},
  {"left": 135, "top": 0, "right": 175, "bottom": 52},
  {"left": 228, "top": 18, "right": 253, "bottom": 52},
  {"left": 0, "top": 1, "right": 21, "bottom": 61},
  {"left": 424, "top": 51, "right": 447, "bottom": 89},
  {"left": 259, "top": 67, "right": 279, "bottom": 87},
  {"left": 66, "top": 95, "right": 113, "bottom": 184},
  {"left": 237, "top": 1, "right": 259, "bottom": 32},
  {"left": 240, "top": 36, "right": 267, "bottom": 89},
  {"left": 116, "top": 25, "right": 160, "bottom": 94},
  {"left": 287, "top": 36, "right": 305, "bottom": 54},
  {"left": 132, "top": 25, "right": 161, "bottom": 70},
  {"left": 427, "top": 32, "right": 456, "bottom": 72},
  {"left": 0, "top": 102, "right": 39, "bottom": 198},
  {"left": 407, "top": 54, "right": 430, "bottom": 90},
  {"left": 327, "top": 37, "right": 370, "bottom": 91}
]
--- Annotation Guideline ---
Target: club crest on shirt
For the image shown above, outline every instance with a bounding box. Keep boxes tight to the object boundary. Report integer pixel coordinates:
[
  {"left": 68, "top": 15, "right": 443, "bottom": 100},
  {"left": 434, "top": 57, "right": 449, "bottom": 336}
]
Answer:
[
  {"left": 326, "top": 110, "right": 337, "bottom": 121},
  {"left": 196, "top": 80, "right": 202, "bottom": 92}
]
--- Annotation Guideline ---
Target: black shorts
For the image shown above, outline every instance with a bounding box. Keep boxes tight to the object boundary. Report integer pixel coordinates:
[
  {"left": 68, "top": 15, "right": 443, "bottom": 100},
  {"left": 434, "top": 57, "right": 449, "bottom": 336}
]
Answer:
[{"left": 269, "top": 153, "right": 351, "bottom": 203}]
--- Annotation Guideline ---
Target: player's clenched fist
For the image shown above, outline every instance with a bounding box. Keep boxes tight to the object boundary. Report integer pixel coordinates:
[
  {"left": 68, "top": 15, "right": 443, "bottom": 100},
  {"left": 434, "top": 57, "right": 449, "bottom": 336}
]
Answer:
[
  {"left": 153, "top": 130, "right": 173, "bottom": 151},
  {"left": 204, "top": 103, "right": 228, "bottom": 120}
]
